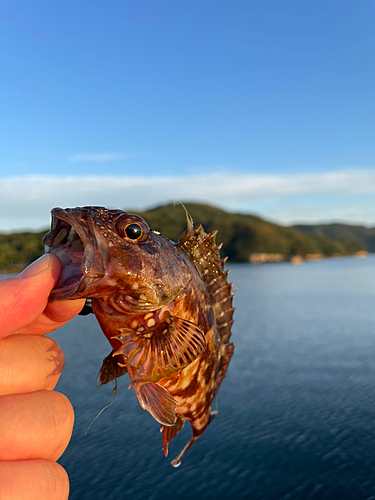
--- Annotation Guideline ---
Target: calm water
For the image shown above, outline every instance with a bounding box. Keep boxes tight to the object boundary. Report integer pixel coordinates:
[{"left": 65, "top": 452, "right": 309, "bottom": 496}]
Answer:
[{"left": 44, "top": 256, "right": 375, "bottom": 499}]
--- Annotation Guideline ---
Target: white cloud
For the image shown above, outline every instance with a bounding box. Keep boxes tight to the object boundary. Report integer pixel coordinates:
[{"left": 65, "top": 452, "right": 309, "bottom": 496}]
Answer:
[
  {"left": 68, "top": 153, "right": 128, "bottom": 162},
  {"left": 262, "top": 202, "right": 375, "bottom": 226},
  {"left": 1, "top": 169, "right": 375, "bottom": 231}
]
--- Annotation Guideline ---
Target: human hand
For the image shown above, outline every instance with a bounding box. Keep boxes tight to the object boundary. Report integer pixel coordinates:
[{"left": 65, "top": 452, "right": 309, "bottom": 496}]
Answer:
[{"left": 0, "top": 254, "right": 85, "bottom": 500}]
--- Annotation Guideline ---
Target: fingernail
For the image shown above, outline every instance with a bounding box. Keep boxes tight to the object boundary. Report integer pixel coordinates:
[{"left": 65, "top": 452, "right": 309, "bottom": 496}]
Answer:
[{"left": 17, "top": 254, "right": 54, "bottom": 279}]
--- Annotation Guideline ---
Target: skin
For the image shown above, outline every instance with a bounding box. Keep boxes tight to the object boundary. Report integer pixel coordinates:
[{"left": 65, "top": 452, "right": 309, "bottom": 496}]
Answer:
[{"left": 0, "top": 254, "right": 85, "bottom": 500}]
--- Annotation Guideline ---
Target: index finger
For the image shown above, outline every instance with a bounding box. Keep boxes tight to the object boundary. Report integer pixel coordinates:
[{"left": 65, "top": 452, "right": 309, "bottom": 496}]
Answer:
[
  {"left": 0, "top": 254, "right": 85, "bottom": 339},
  {"left": 15, "top": 299, "right": 86, "bottom": 336}
]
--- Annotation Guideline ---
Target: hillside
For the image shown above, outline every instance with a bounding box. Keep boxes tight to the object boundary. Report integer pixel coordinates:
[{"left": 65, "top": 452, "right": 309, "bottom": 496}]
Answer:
[
  {"left": 294, "top": 223, "right": 375, "bottom": 253},
  {"left": 0, "top": 230, "right": 46, "bottom": 272},
  {"left": 0, "top": 203, "right": 367, "bottom": 272},
  {"left": 134, "top": 203, "right": 365, "bottom": 262}
]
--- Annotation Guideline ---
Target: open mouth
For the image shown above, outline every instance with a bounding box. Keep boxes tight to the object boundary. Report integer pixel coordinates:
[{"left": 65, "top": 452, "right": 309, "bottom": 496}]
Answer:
[{"left": 44, "top": 210, "right": 97, "bottom": 299}]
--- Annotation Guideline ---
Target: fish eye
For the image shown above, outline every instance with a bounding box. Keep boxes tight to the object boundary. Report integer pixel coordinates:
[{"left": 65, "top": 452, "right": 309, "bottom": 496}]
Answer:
[
  {"left": 125, "top": 223, "right": 142, "bottom": 240},
  {"left": 116, "top": 215, "right": 150, "bottom": 243}
]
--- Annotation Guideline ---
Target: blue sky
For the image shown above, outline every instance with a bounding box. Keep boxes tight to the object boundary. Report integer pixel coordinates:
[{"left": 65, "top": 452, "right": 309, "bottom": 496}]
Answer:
[{"left": 1, "top": 0, "right": 375, "bottom": 230}]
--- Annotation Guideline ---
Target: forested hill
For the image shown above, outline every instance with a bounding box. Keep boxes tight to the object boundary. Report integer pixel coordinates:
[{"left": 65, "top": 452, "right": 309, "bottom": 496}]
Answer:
[
  {"left": 0, "top": 230, "right": 46, "bottom": 273},
  {"left": 0, "top": 203, "right": 368, "bottom": 272},
  {"left": 293, "top": 223, "right": 375, "bottom": 253},
  {"left": 134, "top": 203, "right": 365, "bottom": 261}
]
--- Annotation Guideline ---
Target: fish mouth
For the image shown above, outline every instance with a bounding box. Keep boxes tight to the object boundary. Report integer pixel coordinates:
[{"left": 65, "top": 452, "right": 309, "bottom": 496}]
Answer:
[{"left": 44, "top": 208, "right": 104, "bottom": 300}]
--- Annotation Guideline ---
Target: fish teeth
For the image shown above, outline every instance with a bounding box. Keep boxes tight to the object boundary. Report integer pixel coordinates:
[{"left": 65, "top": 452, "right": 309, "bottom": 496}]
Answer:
[
  {"left": 52, "top": 227, "right": 70, "bottom": 247},
  {"left": 51, "top": 215, "right": 58, "bottom": 231},
  {"left": 68, "top": 227, "right": 78, "bottom": 242}
]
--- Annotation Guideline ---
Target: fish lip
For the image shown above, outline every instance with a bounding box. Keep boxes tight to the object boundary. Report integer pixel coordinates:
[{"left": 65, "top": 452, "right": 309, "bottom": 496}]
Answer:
[{"left": 44, "top": 207, "right": 104, "bottom": 300}]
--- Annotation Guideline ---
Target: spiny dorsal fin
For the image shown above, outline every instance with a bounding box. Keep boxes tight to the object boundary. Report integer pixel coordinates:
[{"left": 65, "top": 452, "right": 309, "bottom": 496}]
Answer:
[
  {"left": 176, "top": 202, "right": 194, "bottom": 237},
  {"left": 177, "top": 222, "right": 235, "bottom": 347}
]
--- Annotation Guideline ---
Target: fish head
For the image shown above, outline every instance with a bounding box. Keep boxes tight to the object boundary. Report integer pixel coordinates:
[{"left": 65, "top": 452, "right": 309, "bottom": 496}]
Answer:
[{"left": 44, "top": 206, "right": 191, "bottom": 310}]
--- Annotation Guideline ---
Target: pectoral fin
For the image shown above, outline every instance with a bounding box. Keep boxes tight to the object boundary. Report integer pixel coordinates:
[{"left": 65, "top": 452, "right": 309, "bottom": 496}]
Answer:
[
  {"left": 149, "top": 316, "right": 207, "bottom": 380},
  {"left": 114, "top": 316, "right": 206, "bottom": 383},
  {"left": 134, "top": 382, "right": 176, "bottom": 426}
]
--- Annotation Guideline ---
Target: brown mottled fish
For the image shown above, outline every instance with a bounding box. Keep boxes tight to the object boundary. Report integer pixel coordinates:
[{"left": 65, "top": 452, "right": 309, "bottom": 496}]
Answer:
[{"left": 44, "top": 206, "right": 235, "bottom": 466}]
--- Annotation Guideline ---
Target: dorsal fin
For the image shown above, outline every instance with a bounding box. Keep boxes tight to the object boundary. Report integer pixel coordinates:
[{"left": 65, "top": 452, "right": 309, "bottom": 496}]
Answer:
[
  {"left": 177, "top": 219, "right": 235, "bottom": 347},
  {"left": 179, "top": 202, "right": 194, "bottom": 237}
]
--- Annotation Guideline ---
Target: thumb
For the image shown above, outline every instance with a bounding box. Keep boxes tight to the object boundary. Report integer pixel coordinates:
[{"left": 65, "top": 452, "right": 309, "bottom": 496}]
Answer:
[{"left": 0, "top": 254, "right": 61, "bottom": 339}]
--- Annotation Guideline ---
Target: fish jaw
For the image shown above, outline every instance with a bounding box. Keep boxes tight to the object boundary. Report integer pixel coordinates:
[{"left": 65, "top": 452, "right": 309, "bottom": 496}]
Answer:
[{"left": 44, "top": 207, "right": 106, "bottom": 300}]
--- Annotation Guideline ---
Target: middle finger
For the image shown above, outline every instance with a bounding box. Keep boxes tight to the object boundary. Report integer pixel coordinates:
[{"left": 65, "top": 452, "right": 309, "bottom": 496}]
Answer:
[
  {"left": 0, "top": 390, "right": 74, "bottom": 461},
  {"left": 0, "top": 335, "right": 65, "bottom": 396}
]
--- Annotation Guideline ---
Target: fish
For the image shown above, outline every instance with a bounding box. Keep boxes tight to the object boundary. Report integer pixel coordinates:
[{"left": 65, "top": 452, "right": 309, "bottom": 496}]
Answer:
[{"left": 44, "top": 206, "right": 235, "bottom": 466}]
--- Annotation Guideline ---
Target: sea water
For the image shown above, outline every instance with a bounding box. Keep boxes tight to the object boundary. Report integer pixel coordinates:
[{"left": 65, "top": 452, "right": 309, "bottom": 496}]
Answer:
[{"left": 10, "top": 257, "right": 375, "bottom": 499}]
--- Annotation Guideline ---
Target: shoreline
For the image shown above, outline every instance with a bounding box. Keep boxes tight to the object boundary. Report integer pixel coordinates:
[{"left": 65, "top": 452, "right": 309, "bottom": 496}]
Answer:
[
  {"left": 0, "top": 251, "right": 372, "bottom": 274},
  {"left": 249, "top": 250, "right": 370, "bottom": 265}
]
